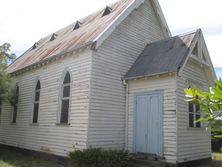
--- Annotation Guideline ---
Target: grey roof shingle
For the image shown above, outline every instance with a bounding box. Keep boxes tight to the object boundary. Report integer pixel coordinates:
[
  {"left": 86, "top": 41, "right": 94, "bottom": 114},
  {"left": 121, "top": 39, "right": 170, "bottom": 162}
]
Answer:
[{"left": 124, "top": 30, "right": 198, "bottom": 80}]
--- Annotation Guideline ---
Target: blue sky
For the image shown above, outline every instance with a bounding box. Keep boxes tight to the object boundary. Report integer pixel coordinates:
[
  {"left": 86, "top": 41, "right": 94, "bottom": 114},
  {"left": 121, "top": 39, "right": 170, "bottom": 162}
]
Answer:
[
  {"left": 0, "top": 0, "right": 222, "bottom": 69},
  {"left": 215, "top": 68, "right": 222, "bottom": 79}
]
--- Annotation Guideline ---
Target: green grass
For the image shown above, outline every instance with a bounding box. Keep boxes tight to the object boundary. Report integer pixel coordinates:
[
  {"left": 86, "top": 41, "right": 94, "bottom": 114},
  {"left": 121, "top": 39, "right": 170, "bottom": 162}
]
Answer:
[
  {"left": 0, "top": 148, "right": 63, "bottom": 167},
  {"left": 212, "top": 153, "right": 222, "bottom": 161}
]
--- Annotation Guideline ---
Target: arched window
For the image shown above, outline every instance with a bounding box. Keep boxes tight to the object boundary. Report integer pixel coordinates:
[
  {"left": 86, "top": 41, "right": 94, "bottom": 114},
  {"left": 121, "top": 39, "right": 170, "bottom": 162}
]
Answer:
[
  {"left": 12, "top": 85, "right": 19, "bottom": 123},
  {"left": 60, "top": 72, "right": 71, "bottom": 123},
  {"left": 33, "top": 80, "right": 41, "bottom": 123}
]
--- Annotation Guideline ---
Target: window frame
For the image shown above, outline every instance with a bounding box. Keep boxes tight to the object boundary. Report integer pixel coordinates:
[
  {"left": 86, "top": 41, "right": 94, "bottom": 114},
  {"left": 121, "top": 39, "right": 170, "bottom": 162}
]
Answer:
[
  {"left": 188, "top": 102, "right": 201, "bottom": 128},
  {"left": 11, "top": 84, "right": 19, "bottom": 124},
  {"left": 187, "top": 80, "right": 204, "bottom": 129},
  {"left": 57, "top": 69, "right": 72, "bottom": 125},
  {"left": 32, "top": 79, "right": 41, "bottom": 124}
]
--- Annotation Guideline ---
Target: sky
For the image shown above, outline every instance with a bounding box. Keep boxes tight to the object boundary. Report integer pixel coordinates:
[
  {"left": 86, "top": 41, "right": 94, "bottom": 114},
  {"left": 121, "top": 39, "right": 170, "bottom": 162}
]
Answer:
[{"left": 0, "top": 0, "right": 222, "bottom": 69}]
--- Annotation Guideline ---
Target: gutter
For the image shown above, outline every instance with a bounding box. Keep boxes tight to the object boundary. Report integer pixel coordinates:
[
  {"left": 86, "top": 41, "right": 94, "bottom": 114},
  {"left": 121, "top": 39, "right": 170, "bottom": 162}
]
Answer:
[{"left": 124, "top": 71, "right": 177, "bottom": 81}]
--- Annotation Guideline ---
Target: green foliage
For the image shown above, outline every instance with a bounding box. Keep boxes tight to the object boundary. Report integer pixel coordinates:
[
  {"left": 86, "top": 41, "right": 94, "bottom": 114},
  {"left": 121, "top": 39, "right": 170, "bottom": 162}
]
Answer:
[
  {"left": 0, "top": 43, "right": 16, "bottom": 103},
  {"left": 184, "top": 80, "right": 222, "bottom": 136},
  {"left": 69, "top": 148, "right": 135, "bottom": 167}
]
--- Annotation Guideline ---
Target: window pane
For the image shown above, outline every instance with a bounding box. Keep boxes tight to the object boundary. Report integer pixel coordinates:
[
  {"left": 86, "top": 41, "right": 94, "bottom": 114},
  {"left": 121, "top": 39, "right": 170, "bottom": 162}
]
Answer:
[
  {"left": 13, "top": 106, "right": 17, "bottom": 123},
  {"left": 63, "top": 72, "right": 70, "bottom": 84},
  {"left": 0, "top": 101, "right": 2, "bottom": 113},
  {"left": 15, "top": 86, "right": 19, "bottom": 104},
  {"left": 196, "top": 104, "right": 200, "bottom": 113},
  {"left": 60, "top": 100, "right": 69, "bottom": 123},
  {"left": 189, "top": 102, "right": 193, "bottom": 113},
  {"left": 35, "top": 91, "right": 40, "bottom": 101},
  {"left": 36, "top": 80, "right": 41, "bottom": 90},
  {"left": 63, "top": 86, "right": 70, "bottom": 97},
  {"left": 189, "top": 113, "right": 194, "bottom": 127},
  {"left": 33, "top": 103, "right": 39, "bottom": 123},
  {"left": 196, "top": 114, "right": 201, "bottom": 127}
]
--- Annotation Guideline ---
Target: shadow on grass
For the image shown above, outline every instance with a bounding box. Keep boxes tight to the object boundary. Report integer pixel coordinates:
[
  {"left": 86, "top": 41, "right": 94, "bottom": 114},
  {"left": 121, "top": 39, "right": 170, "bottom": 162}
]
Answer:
[{"left": 0, "top": 148, "right": 63, "bottom": 167}]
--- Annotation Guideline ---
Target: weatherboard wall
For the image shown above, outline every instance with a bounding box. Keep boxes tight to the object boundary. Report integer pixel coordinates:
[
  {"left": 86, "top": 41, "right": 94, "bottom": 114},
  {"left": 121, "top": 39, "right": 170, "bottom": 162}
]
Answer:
[
  {"left": 88, "top": 0, "right": 166, "bottom": 149},
  {"left": 176, "top": 58, "right": 211, "bottom": 162},
  {"left": 0, "top": 49, "right": 92, "bottom": 156}
]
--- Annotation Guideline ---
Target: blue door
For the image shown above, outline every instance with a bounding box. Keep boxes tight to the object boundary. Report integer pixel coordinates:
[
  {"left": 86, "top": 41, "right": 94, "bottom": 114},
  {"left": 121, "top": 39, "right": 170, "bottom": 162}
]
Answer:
[{"left": 135, "top": 91, "right": 163, "bottom": 156}]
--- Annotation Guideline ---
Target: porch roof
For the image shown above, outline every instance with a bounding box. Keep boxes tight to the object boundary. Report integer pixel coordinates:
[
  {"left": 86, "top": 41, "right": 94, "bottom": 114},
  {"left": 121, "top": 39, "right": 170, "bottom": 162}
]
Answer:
[{"left": 124, "top": 30, "right": 198, "bottom": 80}]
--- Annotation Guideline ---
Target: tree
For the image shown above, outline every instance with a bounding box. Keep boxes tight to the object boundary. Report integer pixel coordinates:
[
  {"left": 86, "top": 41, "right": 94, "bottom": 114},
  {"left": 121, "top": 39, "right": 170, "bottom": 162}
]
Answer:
[
  {"left": 184, "top": 80, "right": 222, "bottom": 137},
  {"left": 0, "top": 43, "right": 16, "bottom": 103}
]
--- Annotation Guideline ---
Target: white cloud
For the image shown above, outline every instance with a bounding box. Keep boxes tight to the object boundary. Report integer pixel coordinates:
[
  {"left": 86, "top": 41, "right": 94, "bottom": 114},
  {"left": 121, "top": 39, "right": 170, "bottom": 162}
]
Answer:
[
  {"left": 159, "top": 0, "right": 222, "bottom": 67},
  {"left": 206, "top": 34, "right": 222, "bottom": 67},
  {"left": 0, "top": 0, "right": 117, "bottom": 54},
  {"left": 1, "top": 0, "right": 222, "bottom": 67}
]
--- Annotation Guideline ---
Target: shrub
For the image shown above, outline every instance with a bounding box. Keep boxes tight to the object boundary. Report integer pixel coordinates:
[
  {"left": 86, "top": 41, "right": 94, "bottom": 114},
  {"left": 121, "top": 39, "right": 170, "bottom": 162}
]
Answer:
[
  {"left": 212, "top": 132, "right": 222, "bottom": 152},
  {"left": 68, "top": 148, "right": 135, "bottom": 167}
]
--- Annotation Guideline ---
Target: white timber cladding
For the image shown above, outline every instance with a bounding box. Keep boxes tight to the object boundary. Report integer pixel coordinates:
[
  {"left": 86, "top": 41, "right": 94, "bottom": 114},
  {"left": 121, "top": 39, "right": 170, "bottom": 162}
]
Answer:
[
  {"left": 88, "top": 0, "right": 166, "bottom": 149},
  {"left": 127, "top": 75, "right": 177, "bottom": 163},
  {"left": 176, "top": 58, "right": 211, "bottom": 163},
  {"left": 0, "top": 49, "right": 92, "bottom": 156}
]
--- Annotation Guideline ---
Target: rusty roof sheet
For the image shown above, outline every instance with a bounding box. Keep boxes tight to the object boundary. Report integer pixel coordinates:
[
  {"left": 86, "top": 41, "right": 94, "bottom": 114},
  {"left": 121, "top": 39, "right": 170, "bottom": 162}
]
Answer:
[
  {"left": 8, "top": 0, "right": 134, "bottom": 73},
  {"left": 124, "top": 30, "right": 198, "bottom": 79}
]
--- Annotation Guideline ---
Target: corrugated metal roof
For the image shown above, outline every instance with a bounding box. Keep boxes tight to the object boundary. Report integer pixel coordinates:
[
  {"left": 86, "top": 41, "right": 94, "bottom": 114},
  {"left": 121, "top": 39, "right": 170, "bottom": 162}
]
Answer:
[
  {"left": 7, "top": 0, "right": 134, "bottom": 73},
  {"left": 124, "top": 30, "right": 198, "bottom": 79}
]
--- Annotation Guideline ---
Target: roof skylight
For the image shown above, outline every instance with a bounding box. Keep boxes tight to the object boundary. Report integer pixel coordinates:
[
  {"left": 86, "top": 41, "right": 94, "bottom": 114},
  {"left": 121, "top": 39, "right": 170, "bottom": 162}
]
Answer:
[
  {"left": 50, "top": 33, "right": 58, "bottom": 41},
  {"left": 73, "top": 21, "right": 81, "bottom": 30},
  {"left": 102, "top": 6, "right": 112, "bottom": 16}
]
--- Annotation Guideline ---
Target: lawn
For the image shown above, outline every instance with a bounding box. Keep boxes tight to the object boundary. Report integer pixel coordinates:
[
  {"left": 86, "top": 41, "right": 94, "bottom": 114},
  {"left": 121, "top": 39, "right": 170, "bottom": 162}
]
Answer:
[{"left": 0, "top": 148, "right": 63, "bottom": 167}]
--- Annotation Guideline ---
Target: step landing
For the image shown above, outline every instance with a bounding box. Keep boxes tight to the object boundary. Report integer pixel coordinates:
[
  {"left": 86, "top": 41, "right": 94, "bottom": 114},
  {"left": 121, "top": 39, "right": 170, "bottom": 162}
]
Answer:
[{"left": 132, "top": 153, "right": 167, "bottom": 167}]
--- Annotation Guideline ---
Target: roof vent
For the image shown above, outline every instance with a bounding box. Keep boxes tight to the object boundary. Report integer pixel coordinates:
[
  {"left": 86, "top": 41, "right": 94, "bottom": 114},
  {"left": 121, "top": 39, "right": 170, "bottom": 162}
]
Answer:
[
  {"left": 32, "top": 42, "right": 38, "bottom": 50},
  {"left": 102, "top": 6, "right": 112, "bottom": 17},
  {"left": 73, "top": 21, "right": 81, "bottom": 30},
  {"left": 50, "top": 33, "right": 58, "bottom": 41}
]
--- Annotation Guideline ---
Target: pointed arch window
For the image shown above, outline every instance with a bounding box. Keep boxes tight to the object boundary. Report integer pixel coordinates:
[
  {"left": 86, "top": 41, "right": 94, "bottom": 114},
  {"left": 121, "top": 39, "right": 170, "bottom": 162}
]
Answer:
[
  {"left": 60, "top": 72, "right": 71, "bottom": 123},
  {"left": 12, "top": 85, "right": 19, "bottom": 123},
  {"left": 33, "top": 80, "right": 41, "bottom": 123}
]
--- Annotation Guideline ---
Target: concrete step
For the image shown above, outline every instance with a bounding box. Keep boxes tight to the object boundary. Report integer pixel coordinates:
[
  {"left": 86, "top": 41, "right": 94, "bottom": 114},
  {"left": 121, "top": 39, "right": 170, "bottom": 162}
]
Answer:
[
  {"left": 135, "top": 159, "right": 167, "bottom": 167},
  {"left": 132, "top": 153, "right": 167, "bottom": 167}
]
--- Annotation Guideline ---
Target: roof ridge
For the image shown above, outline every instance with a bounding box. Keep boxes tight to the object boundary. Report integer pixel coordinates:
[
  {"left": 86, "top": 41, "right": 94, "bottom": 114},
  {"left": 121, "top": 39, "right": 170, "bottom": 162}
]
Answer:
[
  {"left": 145, "top": 29, "right": 199, "bottom": 47},
  {"left": 8, "top": 0, "right": 135, "bottom": 74},
  {"left": 27, "top": 0, "right": 128, "bottom": 48},
  {"left": 177, "top": 29, "right": 200, "bottom": 37}
]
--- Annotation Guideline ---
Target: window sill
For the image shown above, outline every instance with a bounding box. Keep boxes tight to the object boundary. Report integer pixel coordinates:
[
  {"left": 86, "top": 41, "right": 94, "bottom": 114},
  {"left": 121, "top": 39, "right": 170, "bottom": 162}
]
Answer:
[
  {"left": 56, "top": 123, "right": 70, "bottom": 126},
  {"left": 30, "top": 123, "right": 39, "bottom": 126}
]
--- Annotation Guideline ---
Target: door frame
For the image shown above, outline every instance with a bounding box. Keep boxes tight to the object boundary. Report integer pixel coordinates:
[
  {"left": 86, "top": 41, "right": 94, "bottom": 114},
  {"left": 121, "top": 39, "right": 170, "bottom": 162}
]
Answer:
[{"left": 133, "top": 90, "right": 164, "bottom": 156}]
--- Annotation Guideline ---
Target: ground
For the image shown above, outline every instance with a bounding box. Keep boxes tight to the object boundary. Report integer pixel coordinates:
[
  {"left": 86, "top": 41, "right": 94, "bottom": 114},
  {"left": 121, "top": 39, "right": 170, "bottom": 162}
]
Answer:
[
  {"left": 196, "top": 161, "right": 222, "bottom": 167},
  {"left": 0, "top": 148, "right": 222, "bottom": 167},
  {"left": 187, "top": 153, "right": 222, "bottom": 167},
  {"left": 0, "top": 148, "right": 63, "bottom": 167}
]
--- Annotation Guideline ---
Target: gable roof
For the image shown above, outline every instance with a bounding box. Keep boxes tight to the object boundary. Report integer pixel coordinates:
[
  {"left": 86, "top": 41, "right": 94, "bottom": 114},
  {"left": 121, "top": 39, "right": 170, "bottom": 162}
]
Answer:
[
  {"left": 124, "top": 30, "right": 199, "bottom": 80},
  {"left": 8, "top": 0, "right": 170, "bottom": 74}
]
